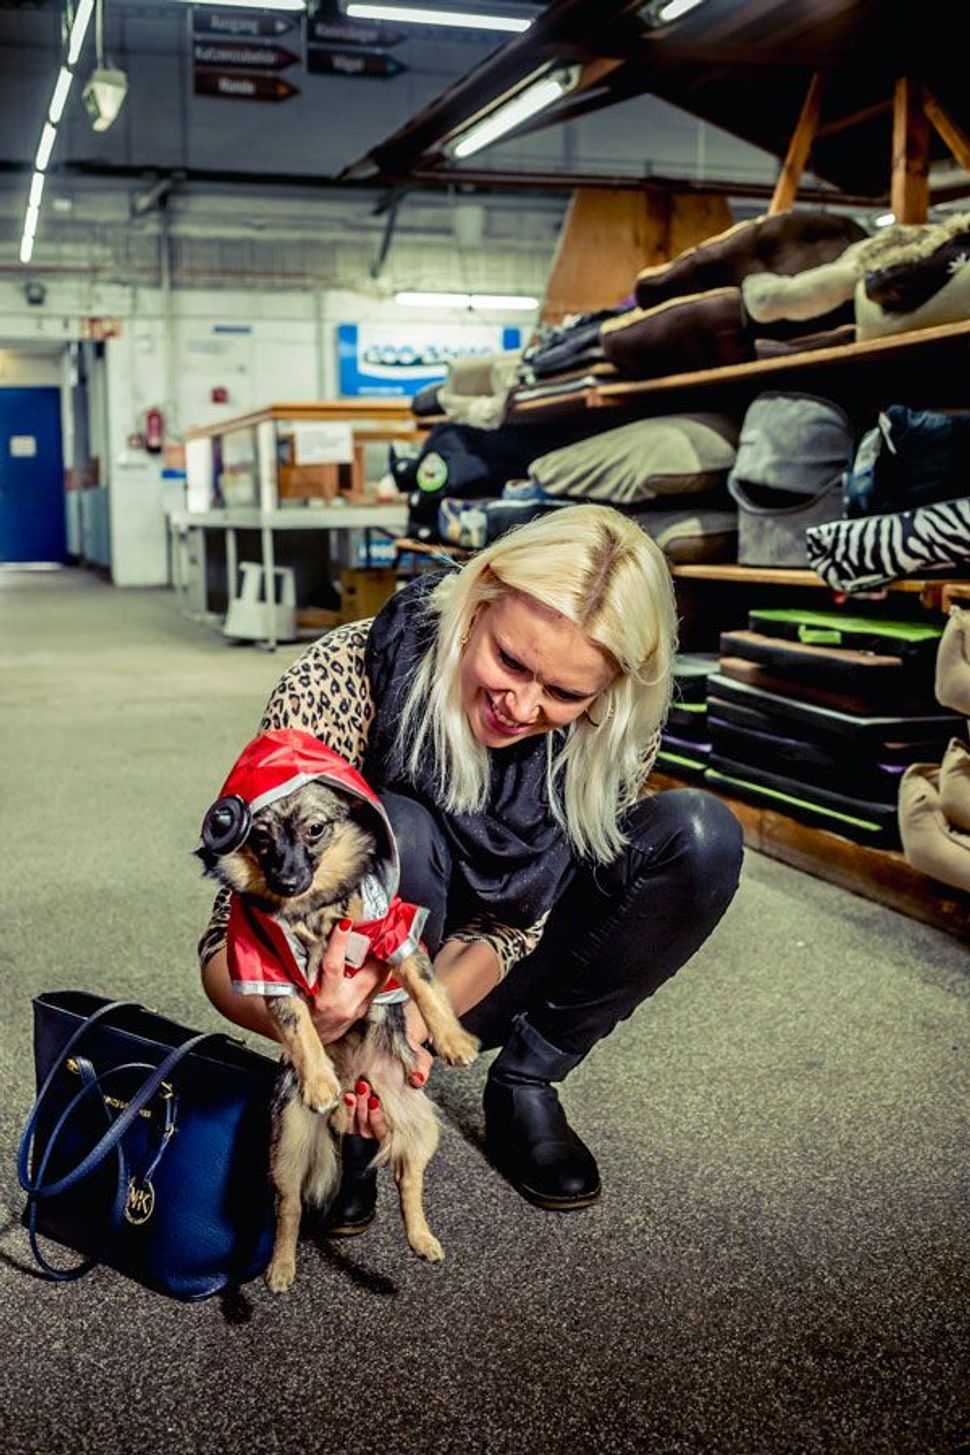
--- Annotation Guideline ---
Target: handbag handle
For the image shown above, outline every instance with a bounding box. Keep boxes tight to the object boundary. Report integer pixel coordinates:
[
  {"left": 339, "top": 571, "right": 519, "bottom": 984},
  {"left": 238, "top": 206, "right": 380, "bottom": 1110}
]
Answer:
[
  {"left": 22, "top": 1055, "right": 131, "bottom": 1280},
  {"left": 18, "top": 1000, "right": 226, "bottom": 1280}
]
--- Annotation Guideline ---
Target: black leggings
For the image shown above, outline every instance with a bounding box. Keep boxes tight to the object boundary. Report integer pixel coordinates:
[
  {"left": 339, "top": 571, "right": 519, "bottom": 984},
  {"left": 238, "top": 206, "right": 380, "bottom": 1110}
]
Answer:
[{"left": 382, "top": 788, "right": 744, "bottom": 1058}]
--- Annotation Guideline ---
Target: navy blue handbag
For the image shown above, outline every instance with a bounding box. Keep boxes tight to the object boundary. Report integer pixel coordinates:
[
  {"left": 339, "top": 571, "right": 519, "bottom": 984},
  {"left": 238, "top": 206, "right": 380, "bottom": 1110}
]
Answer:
[{"left": 17, "top": 991, "right": 277, "bottom": 1301}]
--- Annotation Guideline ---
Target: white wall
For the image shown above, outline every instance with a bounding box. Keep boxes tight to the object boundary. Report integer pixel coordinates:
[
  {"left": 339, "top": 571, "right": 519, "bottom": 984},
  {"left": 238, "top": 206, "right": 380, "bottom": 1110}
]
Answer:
[{"left": 0, "top": 274, "right": 534, "bottom": 586}]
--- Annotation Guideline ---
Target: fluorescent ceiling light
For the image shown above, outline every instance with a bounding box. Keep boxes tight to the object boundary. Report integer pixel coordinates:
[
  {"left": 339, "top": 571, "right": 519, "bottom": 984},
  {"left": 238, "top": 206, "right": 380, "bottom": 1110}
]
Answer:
[
  {"left": 394, "top": 290, "right": 538, "bottom": 310},
  {"left": 35, "top": 122, "right": 57, "bottom": 172},
  {"left": 346, "top": 3, "right": 530, "bottom": 31},
  {"left": 171, "top": 0, "right": 305, "bottom": 7},
  {"left": 67, "top": 0, "right": 95, "bottom": 66},
  {"left": 24, "top": 205, "right": 39, "bottom": 239},
  {"left": 656, "top": 0, "right": 706, "bottom": 19},
  {"left": 20, "top": 234, "right": 35, "bottom": 265},
  {"left": 29, "top": 172, "right": 46, "bottom": 210},
  {"left": 468, "top": 293, "right": 538, "bottom": 310},
  {"left": 49, "top": 66, "right": 74, "bottom": 124},
  {"left": 874, "top": 211, "right": 896, "bottom": 228},
  {"left": 451, "top": 66, "right": 578, "bottom": 159}
]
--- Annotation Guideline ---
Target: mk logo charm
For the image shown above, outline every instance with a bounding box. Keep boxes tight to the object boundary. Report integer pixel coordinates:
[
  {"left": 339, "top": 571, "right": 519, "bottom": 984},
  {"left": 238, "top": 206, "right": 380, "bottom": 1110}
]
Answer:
[{"left": 124, "top": 1177, "right": 156, "bottom": 1226}]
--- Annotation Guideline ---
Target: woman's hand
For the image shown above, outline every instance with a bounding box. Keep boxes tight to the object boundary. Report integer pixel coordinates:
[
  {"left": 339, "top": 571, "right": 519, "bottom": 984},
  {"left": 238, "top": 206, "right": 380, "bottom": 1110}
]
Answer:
[
  {"left": 310, "top": 923, "right": 435, "bottom": 1140},
  {"left": 309, "top": 920, "right": 390, "bottom": 1046},
  {"left": 343, "top": 1037, "right": 434, "bottom": 1140}
]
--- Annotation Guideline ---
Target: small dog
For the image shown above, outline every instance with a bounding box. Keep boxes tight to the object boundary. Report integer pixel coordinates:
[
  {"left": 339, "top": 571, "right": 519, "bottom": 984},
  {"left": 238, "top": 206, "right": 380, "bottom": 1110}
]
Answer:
[{"left": 198, "top": 730, "right": 478, "bottom": 1291}]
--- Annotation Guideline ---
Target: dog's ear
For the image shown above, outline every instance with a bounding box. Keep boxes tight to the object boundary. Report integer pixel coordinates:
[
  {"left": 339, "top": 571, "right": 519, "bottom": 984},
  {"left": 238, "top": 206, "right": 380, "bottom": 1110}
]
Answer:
[
  {"left": 194, "top": 843, "right": 220, "bottom": 877},
  {"left": 347, "top": 798, "right": 386, "bottom": 867}
]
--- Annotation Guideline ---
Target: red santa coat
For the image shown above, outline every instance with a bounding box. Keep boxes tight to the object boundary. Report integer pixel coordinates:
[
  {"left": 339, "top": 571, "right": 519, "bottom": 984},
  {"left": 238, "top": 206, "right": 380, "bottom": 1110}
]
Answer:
[{"left": 205, "top": 729, "right": 427, "bottom": 1006}]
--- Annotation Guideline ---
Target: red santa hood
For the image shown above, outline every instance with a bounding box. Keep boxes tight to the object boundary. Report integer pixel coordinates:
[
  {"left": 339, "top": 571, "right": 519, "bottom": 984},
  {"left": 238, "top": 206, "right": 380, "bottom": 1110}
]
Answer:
[{"left": 200, "top": 727, "right": 401, "bottom": 905}]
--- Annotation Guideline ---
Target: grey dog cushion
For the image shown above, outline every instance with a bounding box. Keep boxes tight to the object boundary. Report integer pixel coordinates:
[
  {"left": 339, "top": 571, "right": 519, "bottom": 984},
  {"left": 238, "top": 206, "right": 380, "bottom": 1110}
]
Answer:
[
  {"left": 631, "top": 505, "right": 738, "bottom": 565},
  {"left": 529, "top": 413, "right": 738, "bottom": 504}
]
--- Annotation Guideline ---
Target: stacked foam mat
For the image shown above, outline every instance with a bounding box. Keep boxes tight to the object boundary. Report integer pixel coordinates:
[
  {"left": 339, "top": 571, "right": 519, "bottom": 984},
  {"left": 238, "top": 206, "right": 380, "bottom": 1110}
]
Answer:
[
  {"left": 703, "top": 608, "right": 962, "bottom": 848},
  {"left": 657, "top": 654, "right": 719, "bottom": 782}
]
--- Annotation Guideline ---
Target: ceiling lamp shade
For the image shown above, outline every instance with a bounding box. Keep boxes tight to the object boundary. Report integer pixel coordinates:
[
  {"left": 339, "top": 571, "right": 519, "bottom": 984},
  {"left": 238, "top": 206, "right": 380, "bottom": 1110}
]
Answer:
[{"left": 449, "top": 65, "right": 579, "bottom": 158}]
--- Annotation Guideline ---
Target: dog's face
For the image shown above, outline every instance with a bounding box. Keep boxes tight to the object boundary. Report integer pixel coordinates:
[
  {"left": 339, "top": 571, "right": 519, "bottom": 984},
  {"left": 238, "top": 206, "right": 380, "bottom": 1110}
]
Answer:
[{"left": 198, "top": 781, "right": 377, "bottom": 915}]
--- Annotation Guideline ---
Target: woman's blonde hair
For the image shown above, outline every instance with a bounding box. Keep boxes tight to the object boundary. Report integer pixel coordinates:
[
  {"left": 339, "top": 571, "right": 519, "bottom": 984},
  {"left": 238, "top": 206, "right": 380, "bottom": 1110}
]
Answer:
[{"left": 399, "top": 504, "right": 679, "bottom": 863}]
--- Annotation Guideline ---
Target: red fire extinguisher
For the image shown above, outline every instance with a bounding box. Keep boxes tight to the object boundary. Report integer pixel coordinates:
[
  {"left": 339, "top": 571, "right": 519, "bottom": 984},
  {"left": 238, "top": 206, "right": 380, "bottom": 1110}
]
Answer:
[{"left": 145, "top": 406, "right": 164, "bottom": 454}]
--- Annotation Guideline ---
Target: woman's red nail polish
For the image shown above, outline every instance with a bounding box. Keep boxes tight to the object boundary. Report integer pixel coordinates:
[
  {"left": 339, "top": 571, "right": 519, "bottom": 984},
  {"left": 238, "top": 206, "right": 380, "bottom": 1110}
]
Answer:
[
  {"left": 339, "top": 918, "right": 352, "bottom": 932},
  {"left": 368, "top": 1094, "right": 380, "bottom": 1109},
  {"left": 343, "top": 1092, "right": 355, "bottom": 1106},
  {"left": 411, "top": 1071, "right": 426, "bottom": 1085},
  {"left": 355, "top": 1079, "right": 369, "bottom": 1096},
  {"left": 344, "top": 968, "right": 354, "bottom": 978}
]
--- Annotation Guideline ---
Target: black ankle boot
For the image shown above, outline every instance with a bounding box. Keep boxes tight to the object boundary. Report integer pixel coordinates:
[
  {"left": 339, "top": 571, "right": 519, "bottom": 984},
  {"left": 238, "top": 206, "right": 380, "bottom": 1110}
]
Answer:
[
  {"left": 483, "top": 1014, "right": 601, "bottom": 1211},
  {"left": 322, "top": 1134, "right": 378, "bottom": 1237}
]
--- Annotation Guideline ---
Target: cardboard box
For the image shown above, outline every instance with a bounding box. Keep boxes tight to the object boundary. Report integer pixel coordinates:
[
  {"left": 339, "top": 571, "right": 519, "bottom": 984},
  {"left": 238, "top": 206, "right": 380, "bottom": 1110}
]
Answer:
[
  {"left": 277, "top": 463, "right": 342, "bottom": 501},
  {"left": 338, "top": 568, "right": 397, "bottom": 623}
]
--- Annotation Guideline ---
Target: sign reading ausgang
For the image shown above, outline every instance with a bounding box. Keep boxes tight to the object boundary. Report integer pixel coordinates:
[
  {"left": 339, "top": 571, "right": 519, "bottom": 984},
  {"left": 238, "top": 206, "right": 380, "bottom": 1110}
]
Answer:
[{"left": 193, "top": 7, "right": 299, "bottom": 38}]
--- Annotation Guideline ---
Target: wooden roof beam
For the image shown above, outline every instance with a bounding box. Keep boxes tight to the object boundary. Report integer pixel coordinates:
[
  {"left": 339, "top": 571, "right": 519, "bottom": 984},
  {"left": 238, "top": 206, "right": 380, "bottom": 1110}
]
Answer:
[
  {"left": 891, "top": 77, "right": 931, "bottom": 224},
  {"left": 768, "top": 71, "right": 826, "bottom": 214},
  {"left": 923, "top": 90, "right": 970, "bottom": 176}
]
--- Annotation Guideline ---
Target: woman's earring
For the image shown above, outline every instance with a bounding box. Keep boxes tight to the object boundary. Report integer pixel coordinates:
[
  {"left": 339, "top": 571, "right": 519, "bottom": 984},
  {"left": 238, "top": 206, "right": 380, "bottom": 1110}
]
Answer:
[
  {"left": 584, "top": 700, "right": 615, "bottom": 728},
  {"left": 459, "top": 629, "right": 470, "bottom": 650}
]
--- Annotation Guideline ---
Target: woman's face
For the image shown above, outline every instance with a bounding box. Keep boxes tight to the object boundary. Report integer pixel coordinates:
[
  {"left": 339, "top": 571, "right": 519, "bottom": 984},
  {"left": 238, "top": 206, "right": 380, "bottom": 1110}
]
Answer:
[{"left": 460, "top": 589, "right": 616, "bottom": 749}]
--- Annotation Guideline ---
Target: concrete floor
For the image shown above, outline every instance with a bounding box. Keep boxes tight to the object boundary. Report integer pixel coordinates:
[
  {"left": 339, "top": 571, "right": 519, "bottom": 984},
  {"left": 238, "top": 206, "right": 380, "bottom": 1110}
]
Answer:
[{"left": 0, "top": 567, "right": 967, "bottom": 1455}]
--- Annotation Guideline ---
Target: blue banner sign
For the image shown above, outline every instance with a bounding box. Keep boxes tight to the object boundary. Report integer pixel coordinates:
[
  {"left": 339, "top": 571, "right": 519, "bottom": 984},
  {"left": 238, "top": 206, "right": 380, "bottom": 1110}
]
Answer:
[{"left": 338, "top": 322, "right": 522, "bottom": 398}]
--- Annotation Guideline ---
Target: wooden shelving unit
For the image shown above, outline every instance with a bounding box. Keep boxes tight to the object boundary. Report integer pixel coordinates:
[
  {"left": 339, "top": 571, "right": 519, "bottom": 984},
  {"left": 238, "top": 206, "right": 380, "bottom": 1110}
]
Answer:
[
  {"left": 671, "top": 564, "right": 970, "bottom": 615},
  {"left": 506, "top": 320, "right": 970, "bottom": 424}
]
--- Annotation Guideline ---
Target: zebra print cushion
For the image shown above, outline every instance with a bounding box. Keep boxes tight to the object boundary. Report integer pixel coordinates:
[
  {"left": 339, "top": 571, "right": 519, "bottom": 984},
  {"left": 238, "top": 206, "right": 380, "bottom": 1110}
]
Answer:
[{"left": 805, "top": 497, "right": 970, "bottom": 593}]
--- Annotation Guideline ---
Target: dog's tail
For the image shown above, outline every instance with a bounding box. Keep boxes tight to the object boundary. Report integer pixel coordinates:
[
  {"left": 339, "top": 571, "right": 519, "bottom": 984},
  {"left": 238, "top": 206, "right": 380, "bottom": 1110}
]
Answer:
[{"left": 302, "top": 1120, "right": 341, "bottom": 1209}]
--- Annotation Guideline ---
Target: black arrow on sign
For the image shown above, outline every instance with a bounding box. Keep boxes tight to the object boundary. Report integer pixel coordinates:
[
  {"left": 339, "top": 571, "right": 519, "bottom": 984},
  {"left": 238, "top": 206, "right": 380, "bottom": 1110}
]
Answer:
[
  {"left": 194, "top": 70, "right": 300, "bottom": 102},
  {"left": 193, "top": 41, "right": 300, "bottom": 71},
  {"left": 307, "top": 47, "right": 406, "bottom": 78},
  {"left": 193, "top": 8, "right": 297, "bottom": 38}
]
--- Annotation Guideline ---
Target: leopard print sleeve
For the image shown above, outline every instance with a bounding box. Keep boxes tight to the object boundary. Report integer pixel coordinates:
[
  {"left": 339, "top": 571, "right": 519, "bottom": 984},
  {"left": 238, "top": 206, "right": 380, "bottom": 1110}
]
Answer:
[
  {"left": 445, "top": 912, "right": 549, "bottom": 981},
  {"left": 197, "top": 620, "right": 375, "bottom": 971},
  {"left": 198, "top": 885, "right": 232, "bottom": 972},
  {"left": 258, "top": 618, "right": 375, "bottom": 762}
]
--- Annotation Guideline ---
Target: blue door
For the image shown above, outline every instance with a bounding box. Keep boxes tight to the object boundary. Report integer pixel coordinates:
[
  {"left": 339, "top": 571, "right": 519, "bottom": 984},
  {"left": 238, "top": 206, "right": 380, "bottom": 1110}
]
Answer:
[{"left": 0, "top": 387, "right": 66, "bottom": 562}]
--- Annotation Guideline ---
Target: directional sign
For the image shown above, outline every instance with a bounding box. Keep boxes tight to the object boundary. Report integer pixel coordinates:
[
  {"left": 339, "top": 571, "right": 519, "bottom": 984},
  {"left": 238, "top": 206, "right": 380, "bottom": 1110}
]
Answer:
[
  {"left": 307, "top": 17, "right": 406, "bottom": 48},
  {"left": 193, "top": 7, "right": 299, "bottom": 39},
  {"left": 194, "top": 41, "right": 299, "bottom": 71},
  {"left": 307, "top": 48, "right": 406, "bottom": 78},
  {"left": 194, "top": 71, "right": 300, "bottom": 102}
]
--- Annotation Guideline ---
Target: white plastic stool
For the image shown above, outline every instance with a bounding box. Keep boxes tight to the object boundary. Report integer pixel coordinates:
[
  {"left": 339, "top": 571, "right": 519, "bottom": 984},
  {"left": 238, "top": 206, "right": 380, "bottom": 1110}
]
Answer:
[{"left": 223, "top": 561, "right": 297, "bottom": 643}]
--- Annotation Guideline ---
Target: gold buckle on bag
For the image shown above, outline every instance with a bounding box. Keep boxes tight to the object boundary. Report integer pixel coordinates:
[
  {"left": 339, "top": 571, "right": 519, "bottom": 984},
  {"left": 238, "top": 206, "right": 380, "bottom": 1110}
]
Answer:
[{"left": 64, "top": 1058, "right": 173, "bottom": 1118}]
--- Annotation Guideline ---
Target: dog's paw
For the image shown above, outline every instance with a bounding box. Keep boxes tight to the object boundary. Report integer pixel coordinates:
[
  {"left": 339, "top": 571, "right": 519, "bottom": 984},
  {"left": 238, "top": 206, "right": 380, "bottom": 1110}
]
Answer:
[
  {"left": 265, "top": 1255, "right": 297, "bottom": 1294},
  {"left": 329, "top": 1099, "right": 353, "bottom": 1136},
  {"left": 409, "top": 1230, "right": 444, "bottom": 1262},
  {"left": 301, "top": 1066, "right": 341, "bottom": 1113},
  {"left": 434, "top": 1027, "right": 480, "bottom": 1068}
]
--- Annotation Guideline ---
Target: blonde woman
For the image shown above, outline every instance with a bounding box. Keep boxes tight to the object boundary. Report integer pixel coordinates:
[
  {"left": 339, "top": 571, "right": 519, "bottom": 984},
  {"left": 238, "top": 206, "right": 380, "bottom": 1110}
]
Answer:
[{"left": 200, "top": 505, "right": 742, "bottom": 1222}]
